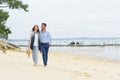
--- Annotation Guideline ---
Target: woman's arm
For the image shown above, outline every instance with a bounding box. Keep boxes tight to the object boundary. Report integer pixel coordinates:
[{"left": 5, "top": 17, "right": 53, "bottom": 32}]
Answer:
[
  {"left": 28, "top": 32, "right": 32, "bottom": 49},
  {"left": 28, "top": 40, "right": 31, "bottom": 49}
]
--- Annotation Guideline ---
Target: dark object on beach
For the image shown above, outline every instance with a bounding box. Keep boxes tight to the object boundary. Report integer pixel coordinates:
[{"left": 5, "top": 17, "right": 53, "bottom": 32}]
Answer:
[
  {"left": 8, "top": 43, "right": 19, "bottom": 48},
  {"left": 76, "top": 42, "right": 80, "bottom": 45},
  {"left": 0, "top": 46, "right": 7, "bottom": 54},
  {"left": 70, "top": 41, "right": 75, "bottom": 46}
]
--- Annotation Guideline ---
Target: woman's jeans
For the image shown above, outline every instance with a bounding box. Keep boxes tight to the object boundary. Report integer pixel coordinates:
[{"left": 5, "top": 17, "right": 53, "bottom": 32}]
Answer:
[{"left": 32, "top": 46, "right": 38, "bottom": 64}]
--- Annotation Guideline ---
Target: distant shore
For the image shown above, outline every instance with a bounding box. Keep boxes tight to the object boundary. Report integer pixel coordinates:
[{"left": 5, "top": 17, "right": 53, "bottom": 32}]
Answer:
[{"left": 8, "top": 38, "right": 120, "bottom": 47}]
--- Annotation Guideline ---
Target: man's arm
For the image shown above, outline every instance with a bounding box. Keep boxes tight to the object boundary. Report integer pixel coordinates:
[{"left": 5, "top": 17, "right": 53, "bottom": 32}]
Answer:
[{"left": 48, "top": 32, "right": 52, "bottom": 45}]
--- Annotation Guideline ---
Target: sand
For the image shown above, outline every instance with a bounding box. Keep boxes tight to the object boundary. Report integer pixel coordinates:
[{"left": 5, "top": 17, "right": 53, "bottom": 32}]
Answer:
[{"left": 0, "top": 50, "right": 120, "bottom": 80}]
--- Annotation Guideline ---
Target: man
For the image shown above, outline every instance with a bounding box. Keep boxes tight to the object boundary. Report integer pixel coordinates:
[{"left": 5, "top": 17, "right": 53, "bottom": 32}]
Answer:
[{"left": 39, "top": 23, "right": 51, "bottom": 66}]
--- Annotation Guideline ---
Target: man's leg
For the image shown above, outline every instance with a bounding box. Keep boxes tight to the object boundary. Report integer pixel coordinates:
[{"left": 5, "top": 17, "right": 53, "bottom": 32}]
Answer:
[
  {"left": 41, "top": 44, "right": 47, "bottom": 66},
  {"left": 45, "top": 43, "right": 49, "bottom": 63}
]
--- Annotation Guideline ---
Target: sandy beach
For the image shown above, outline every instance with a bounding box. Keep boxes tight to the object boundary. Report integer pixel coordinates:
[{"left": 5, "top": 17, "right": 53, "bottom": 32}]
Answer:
[{"left": 0, "top": 50, "right": 120, "bottom": 80}]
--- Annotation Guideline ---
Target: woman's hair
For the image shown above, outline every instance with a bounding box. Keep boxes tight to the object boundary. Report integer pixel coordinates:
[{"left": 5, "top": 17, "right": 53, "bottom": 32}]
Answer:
[{"left": 32, "top": 25, "right": 39, "bottom": 32}]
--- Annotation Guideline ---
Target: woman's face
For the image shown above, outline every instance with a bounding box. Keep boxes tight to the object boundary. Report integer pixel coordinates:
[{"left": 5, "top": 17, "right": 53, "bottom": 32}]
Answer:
[{"left": 34, "top": 26, "right": 39, "bottom": 31}]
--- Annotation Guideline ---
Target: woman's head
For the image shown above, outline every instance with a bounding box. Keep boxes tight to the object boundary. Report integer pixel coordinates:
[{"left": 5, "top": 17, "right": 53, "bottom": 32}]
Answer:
[{"left": 32, "top": 25, "right": 39, "bottom": 32}]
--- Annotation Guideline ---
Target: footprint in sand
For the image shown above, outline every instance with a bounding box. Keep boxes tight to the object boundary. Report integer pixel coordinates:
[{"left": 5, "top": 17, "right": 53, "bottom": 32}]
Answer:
[
  {"left": 117, "top": 74, "right": 120, "bottom": 76},
  {"left": 74, "top": 71, "right": 92, "bottom": 77},
  {"left": 74, "top": 57, "right": 81, "bottom": 60},
  {"left": 83, "top": 72, "right": 92, "bottom": 77},
  {"left": 93, "top": 69, "right": 97, "bottom": 71},
  {"left": 104, "top": 71, "right": 108, "bottom": 74}
]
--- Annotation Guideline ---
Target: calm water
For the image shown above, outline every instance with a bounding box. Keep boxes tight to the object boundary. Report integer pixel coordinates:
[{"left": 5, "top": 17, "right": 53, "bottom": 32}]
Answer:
[{"left": 50, "top": 46, "right": 120, "bottom": 62}]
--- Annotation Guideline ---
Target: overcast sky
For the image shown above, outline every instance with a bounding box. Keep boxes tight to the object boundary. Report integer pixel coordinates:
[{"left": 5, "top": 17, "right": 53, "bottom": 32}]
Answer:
[{"left": 5, "top": 0, "right": 120, "bottom": 39}]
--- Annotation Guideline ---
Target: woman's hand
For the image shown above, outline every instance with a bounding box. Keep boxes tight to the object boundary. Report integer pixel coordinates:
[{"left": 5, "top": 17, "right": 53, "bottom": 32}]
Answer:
[{"left": 28, "top": 40, "right": 31, "bottom": 50}]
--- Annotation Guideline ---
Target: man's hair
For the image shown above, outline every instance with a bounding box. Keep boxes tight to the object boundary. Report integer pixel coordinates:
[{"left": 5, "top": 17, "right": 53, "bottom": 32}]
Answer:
[{"left": 42, "top": 23, "right": 47, "bottom": 27}]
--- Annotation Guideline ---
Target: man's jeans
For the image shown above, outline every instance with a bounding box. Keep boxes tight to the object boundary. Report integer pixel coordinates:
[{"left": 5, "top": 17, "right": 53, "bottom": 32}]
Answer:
[{"left": 40, "top": 43, "right": 49, "bottom": 66}]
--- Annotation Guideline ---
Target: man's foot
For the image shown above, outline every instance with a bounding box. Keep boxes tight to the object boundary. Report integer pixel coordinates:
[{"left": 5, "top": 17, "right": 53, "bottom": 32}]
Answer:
[{"left": 44, "top": 65, "right": 47, "bottom": 67}]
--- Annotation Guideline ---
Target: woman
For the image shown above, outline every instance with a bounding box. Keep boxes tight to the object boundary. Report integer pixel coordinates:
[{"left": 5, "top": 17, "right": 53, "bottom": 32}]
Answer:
[{"left": 28, "top": 25, "right": 41, "bottom": 66}]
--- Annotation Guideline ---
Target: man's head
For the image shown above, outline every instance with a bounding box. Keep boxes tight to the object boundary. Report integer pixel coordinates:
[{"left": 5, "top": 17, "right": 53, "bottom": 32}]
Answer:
[{"left": 41, "top": 23, "right": 47, "bottom": 31}]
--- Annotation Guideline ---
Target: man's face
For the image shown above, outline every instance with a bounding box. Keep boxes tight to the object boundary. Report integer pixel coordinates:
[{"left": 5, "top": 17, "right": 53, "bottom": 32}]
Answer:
[{"left": 41, "top": 25, "right": 46, "bottom": 30}]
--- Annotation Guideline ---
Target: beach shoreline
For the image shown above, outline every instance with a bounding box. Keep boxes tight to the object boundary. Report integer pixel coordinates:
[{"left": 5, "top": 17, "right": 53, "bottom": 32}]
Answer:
[{"left": 0, "top": 50, "right": 120, "bottom": 80}]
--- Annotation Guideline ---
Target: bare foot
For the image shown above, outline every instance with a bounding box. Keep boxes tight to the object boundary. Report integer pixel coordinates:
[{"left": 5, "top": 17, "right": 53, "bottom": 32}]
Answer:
[
  {"left": 44, "top": 65, "right": 47, "bottom": 67},
  {"left": 34, "top": 64, "right": 38, "bottom": 66}
]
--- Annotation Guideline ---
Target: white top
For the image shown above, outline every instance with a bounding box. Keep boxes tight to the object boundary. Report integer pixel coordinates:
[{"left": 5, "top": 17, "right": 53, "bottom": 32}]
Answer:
[
  {"left": 34, "top": 33, "right": 38, "bottom": 46},
  {"left": 28, "top": 32, "right": 38, "bottom": 46}
]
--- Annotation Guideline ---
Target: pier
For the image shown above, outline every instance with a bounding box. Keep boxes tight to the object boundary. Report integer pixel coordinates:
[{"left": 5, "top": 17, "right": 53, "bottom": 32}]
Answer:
[{"left": 8, "top": 38, "right": 120, "bottom": 47}]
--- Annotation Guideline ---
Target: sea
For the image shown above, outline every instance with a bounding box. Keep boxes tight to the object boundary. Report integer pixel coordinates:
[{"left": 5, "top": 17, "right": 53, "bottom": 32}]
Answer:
[{"left": 8, "top": 38, "right": 120, "bottom": 62}]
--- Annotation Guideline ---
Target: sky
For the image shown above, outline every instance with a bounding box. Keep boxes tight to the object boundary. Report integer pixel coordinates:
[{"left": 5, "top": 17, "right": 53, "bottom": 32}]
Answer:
[{"left": 5, "top": 0, "right": 120, "bottom": 39}]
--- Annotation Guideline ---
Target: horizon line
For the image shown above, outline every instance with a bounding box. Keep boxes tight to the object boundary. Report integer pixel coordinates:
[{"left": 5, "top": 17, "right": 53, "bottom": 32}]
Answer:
[{"left": 8, "top": 37, "right": 120, "bottom": 40}]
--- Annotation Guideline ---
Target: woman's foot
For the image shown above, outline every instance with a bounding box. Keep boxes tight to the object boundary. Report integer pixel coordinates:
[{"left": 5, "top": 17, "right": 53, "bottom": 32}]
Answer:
[{"left": 34, "top": 64, "right": 38, "bottom": 66}]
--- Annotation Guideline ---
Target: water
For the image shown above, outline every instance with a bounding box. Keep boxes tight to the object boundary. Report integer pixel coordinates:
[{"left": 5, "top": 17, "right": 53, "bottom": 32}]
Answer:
[
  {"left": 50, "top": 46, "right": 120, "bottom": 62},
  {"left": 8, "top": 38, "right": 120, "bottom": 62}
]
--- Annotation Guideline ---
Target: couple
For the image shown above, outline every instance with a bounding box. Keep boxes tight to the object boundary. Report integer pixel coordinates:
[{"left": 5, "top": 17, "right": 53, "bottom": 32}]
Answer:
[{"left": 28, "top": 23, "right": 51, "bottom": 67}]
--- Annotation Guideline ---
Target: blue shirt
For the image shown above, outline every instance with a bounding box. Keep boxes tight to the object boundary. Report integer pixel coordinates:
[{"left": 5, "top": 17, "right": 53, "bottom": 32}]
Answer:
[{"left": 39, "top": 30, "right": 51, "bottom": 43}]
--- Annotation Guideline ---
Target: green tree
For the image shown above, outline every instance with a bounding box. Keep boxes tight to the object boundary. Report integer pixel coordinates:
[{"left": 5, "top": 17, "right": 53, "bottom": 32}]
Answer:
[{"left": 0, "top": 0, "right": 28, "bottom": 39}]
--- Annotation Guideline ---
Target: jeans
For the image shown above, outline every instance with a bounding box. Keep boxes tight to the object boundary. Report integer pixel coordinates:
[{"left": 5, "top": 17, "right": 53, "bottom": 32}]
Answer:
[
  {"left": 32, "top": 46, "right": 38, "bottom": 64},
  {"left": 40, "top": 43, "right": 49, "bottom": 66}
]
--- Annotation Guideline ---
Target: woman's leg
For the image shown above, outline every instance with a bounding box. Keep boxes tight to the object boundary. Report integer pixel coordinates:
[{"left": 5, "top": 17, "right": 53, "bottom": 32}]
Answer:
[
  {"left": 32, "top": 46, "right": 38, "bottom": 65},
  {"left": 32, "top": 47, "right": 35, "bottom": 63}
]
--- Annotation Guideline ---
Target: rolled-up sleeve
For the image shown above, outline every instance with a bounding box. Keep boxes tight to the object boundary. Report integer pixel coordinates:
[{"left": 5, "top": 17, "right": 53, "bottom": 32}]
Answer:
[{"left": 48, "top": 32, "right": 52, "bottom": 44}]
